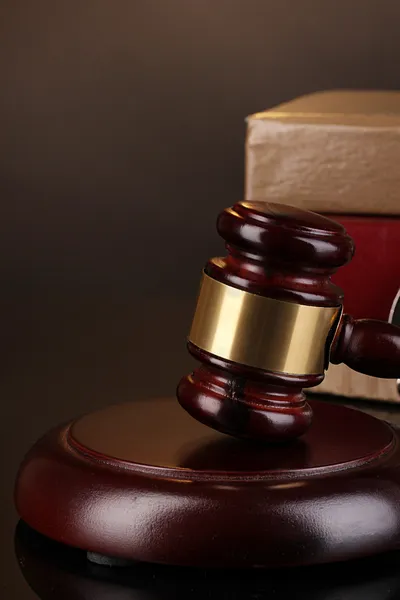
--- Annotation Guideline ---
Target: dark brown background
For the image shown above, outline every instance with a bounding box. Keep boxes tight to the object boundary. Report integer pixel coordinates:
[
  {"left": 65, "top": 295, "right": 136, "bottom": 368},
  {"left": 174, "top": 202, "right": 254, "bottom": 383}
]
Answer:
[
  {"left": 2, "top": 2, "right": 400, "bottom": 597},
  {"left": 2, "top": 0, "right": 400, "bottom": 296}
]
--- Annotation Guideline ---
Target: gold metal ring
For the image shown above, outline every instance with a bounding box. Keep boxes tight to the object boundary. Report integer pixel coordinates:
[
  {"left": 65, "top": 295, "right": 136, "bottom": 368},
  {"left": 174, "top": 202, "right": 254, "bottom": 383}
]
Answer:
[{"left": 188, "top": 273, "right": 340, "bottom": 375}]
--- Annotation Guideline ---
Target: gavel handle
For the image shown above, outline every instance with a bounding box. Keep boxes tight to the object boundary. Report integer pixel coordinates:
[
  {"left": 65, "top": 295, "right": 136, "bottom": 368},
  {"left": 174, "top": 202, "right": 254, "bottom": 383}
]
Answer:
[{"left": 330, "top": 314, "right": 400, "bottom": 378}]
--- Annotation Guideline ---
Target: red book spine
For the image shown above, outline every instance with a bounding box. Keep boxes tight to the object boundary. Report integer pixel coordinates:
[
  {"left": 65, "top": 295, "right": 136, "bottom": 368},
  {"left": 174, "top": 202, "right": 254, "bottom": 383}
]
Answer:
[{"left": 325, "top": 215, "right": 400, "bottom": 321}]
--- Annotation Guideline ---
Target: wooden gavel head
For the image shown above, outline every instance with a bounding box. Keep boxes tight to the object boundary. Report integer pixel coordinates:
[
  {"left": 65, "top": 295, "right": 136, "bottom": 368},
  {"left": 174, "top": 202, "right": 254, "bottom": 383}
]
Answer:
[{"left": 177, "top": 201, "right": 400, "bottom": 442}]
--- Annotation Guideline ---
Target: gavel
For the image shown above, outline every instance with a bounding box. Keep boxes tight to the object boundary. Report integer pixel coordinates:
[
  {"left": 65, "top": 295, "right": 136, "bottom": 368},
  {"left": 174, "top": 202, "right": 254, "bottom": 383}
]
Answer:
[
  {"left": 15, "top": 199, "right": 400, "bottom": 569},
  {"left": 177, "top": 201, "right": 400, "bottom": 442}
]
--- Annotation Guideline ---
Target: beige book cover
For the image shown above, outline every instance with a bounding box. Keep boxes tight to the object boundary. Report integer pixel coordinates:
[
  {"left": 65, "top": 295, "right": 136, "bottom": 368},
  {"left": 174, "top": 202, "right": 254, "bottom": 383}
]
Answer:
[
  {"left": 245, "top": 90, "right": 400, "bottom": 215},
  {"left": 245, "top": 90, "right": 400, "bottom": 401}
]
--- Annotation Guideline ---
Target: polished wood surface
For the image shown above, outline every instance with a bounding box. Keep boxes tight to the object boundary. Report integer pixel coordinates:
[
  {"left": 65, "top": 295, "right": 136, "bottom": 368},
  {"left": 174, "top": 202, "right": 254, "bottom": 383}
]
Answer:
[
  {"left": 4, "top": 4, "right": 400, "bottom": 596},
  {"left": 15, "top": 396, "right": 400, "bottom": 569},
  {"left": 70, "top": 398, "right": 393, "bottom": 469},
  {"left": 178, "top": 202, "right": 353, "bottom": 441},
  {"left": 12, "top": 202, "right": 400, "bottom": 575},
  {"left": 178, "top": 202, "right": 400, "bottom": 441},
  {"left": 208, "top": 201, "right": 354, "bottom": 305},
  {"left": 6, "top": 287, "right": 400, "bottom": 598},
  {"left": 332, "top": 314, "right": 400, "bottom": 378}
]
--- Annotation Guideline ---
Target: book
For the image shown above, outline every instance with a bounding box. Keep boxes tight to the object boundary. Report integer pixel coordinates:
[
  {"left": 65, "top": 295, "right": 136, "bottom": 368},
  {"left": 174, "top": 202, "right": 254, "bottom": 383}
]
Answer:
[
  {"left": 245, "top": 90, "right": 400, "bottom": 215},
  {"left": 245, "top": 91, "right": 400, "bottom": 401}
]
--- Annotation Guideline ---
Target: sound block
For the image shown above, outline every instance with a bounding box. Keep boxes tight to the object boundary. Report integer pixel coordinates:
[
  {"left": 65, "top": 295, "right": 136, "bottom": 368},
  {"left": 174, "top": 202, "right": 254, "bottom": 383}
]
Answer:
[{"left": 15, "top": 398, "right": 400, "bottom": 569}]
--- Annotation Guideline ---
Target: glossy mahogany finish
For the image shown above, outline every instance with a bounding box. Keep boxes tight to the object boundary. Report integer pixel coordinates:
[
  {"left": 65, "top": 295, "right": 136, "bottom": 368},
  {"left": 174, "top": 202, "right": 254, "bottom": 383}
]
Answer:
[
  {"left": 177, "top": 358, "right": 314, "bottom": 441},
  {"left": 178, "top": 201, "right": 400, "bottom": 441},
  {"left": 209, "top": 201, "right": 354, "bottom": 305},
  {"left": 14, "top": 397, "right": 400, "bottom": 569},
  {"left": 332, "top": 314, "right": 400, "bottom": 378}
]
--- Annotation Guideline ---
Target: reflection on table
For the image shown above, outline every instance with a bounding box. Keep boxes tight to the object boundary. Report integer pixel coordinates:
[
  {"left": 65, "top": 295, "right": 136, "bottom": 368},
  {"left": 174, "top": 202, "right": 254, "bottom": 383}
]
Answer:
[{"left": 15, "top": 520, "right": 400, "bottom": 600}]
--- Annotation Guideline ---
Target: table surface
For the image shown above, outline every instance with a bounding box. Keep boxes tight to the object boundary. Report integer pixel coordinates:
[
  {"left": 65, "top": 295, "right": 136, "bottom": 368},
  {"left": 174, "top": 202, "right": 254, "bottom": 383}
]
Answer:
[{"left": 3, "top": 288, "right": 400, "bottom": 599}]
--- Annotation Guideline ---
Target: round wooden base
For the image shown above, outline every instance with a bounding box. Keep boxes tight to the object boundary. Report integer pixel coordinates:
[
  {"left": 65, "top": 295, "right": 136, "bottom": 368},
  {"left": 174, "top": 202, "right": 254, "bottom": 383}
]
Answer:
[{"left": 15, "top": 398, "right": 400, "bottom": 569}]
